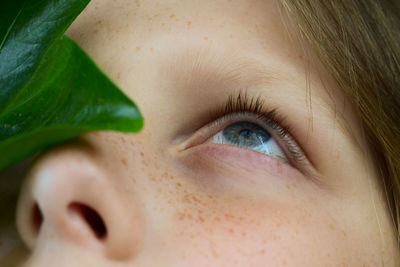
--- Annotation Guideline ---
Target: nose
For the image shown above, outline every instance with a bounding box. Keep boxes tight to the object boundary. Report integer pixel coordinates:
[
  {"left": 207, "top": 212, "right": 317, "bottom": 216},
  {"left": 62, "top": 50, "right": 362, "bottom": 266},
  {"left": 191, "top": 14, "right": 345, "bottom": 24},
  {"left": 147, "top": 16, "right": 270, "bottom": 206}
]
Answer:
[{"left": 16, "top": 146, "right": 141, "bottom": 264}]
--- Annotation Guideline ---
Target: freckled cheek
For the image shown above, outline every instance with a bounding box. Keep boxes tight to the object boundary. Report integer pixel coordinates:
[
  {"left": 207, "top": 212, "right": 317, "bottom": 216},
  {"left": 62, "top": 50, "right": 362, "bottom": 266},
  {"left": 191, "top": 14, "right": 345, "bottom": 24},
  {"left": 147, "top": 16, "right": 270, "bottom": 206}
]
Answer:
[
  {"left": 120, "top": 147, "right": 349, "bottom": 263},
  {"left": 165, "top": 191, "right": 347, "bottom": 264}
]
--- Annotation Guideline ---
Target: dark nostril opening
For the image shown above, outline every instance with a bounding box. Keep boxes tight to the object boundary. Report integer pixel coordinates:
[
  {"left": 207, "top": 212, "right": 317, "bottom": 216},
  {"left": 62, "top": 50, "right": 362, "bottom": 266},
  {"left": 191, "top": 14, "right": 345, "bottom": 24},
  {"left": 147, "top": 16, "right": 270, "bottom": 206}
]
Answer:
[
  {"left": 68, "top": 203, "right": 107, "bottom": 240},
  {"left": 32, "top": 203, "right": 43, "bottom": 234}
]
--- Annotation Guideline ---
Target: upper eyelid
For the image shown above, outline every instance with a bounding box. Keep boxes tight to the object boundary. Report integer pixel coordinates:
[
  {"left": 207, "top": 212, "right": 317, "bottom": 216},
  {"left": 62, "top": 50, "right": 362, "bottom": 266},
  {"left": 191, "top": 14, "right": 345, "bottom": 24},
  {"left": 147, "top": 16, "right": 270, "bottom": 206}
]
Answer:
[{"left": 178, "top": 92, "right": 290, "bottom": 151}]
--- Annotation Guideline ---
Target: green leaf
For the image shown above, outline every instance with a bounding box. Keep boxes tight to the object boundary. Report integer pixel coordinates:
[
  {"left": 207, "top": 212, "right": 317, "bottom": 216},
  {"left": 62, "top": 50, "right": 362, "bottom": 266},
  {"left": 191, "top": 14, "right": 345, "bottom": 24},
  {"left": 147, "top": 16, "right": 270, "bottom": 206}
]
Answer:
[{"left": 0, "top": 0, "right": 143, "bottom": 170}]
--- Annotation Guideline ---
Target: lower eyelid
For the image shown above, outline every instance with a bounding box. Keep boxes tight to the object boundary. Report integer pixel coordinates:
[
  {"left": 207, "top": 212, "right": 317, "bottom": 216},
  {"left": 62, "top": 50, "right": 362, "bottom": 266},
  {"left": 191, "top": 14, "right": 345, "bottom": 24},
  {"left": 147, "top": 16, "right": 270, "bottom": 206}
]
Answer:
[{"left": 179, "top": 142, "right": 303, "bottom": 181}]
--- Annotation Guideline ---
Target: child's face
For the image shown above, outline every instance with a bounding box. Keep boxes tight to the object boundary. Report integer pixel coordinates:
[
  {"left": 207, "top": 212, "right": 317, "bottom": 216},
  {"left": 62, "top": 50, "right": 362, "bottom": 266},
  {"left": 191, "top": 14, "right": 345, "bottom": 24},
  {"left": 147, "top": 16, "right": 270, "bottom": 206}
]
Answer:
[{"left": 16, "top": 0, "right": 398, "bottom": 266}]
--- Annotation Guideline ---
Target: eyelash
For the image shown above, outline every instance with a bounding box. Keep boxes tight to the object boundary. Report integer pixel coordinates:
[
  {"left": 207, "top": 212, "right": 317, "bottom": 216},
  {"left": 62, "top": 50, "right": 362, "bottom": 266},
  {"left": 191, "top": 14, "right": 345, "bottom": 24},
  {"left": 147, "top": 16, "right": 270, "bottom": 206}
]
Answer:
[{"left": 207, "top": 91, "right": 305, "bottom": 165}]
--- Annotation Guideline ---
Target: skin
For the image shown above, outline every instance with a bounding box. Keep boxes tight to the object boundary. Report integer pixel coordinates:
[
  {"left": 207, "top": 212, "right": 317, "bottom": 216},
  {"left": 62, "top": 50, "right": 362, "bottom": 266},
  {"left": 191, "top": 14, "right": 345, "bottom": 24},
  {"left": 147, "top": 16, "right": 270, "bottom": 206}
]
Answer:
[{"left": 13, "top": 0, "right": 399, "bottom": 266}]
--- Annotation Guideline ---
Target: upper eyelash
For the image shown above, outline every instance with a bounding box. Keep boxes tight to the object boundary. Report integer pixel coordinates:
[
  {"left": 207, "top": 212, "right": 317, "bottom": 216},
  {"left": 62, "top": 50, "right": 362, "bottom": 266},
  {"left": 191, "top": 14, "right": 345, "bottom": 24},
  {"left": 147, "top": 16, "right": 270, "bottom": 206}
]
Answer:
[{"left": 208, "top": 90, "right": 305, "bottom": 164}]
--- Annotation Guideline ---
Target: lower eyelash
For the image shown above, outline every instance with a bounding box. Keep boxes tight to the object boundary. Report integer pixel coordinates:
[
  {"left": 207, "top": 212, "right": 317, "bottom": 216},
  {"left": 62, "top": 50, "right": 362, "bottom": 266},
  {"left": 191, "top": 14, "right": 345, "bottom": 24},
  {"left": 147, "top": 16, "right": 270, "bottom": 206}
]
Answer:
[{"left": 208, "top": 90, "right": 305, "bottom": 164}]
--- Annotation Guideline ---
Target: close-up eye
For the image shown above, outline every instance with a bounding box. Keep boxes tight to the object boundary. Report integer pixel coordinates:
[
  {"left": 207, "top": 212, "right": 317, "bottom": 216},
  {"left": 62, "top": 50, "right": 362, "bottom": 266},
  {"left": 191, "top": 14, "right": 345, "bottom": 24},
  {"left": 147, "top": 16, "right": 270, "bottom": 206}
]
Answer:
[
  {"left": 208, "top": 121, "right": 288, "bottom": 163},
  {"left": 199, "top": 92, "right": 307, "bottom": 170}
]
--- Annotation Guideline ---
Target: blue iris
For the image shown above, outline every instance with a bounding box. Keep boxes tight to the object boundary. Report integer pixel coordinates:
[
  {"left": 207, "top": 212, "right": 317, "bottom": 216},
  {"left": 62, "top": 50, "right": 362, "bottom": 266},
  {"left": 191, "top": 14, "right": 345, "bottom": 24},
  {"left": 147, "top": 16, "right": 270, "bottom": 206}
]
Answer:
[{"left": 222, "top": 121, "right": 271, "bottom": 148}]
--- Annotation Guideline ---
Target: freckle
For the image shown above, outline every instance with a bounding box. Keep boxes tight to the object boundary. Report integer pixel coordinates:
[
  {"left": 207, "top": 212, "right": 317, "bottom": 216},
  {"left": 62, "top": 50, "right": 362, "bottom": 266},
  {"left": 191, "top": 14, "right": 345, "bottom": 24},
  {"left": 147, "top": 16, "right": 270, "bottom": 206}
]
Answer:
[
  {"left": 183, "top": 194, "right": 192, "bottom": 203},
  {"left": 121, "top": 158, "right": 127, "bottom": 166},
  {"left": 228, "top": 228, "right": 234, "bottom": 234},
  {"left": 161, "top": 22, "right": 165, "bottom": 26},
  {"left": 130, "top": 141, "right": 135, "bottom": 145},
  {"left": 170, "top": 175, "right": 174, "bottom": 180},
  {"left": 212, "top": 249, "right": 219, "bottom": 258},
  {"left": 198, "top": 216, "right": 204, "bottom": 222},
  {"left": 93, "top": 29, "right": 99, "bottom": 33},
  {"left": 162, "top": 172, "right": 168, "bottom": 178},
  {"left": 135, "top": 0, "right": 141, "bottom": 7},
  {"left": 178, "top": 213, "right": 185, "bottom": 220},
  {"left": 192, "top": 195, "right": 200, "bottom": 203},
  {"left": 97, "top": 20, "right": 102, "bottom": 24},
  {"left": 187, "top": 21, "right": 192, "bottom": 26},
  {"left": 153, "top": 13, "right": 159, "bottom": 17},
  {"left": 187, "top": 214, "right": 193, "bottom": 220},
  {"left": 136, "top": 46, "right": 141, "bottom": 51},
  {"left": 207, "top": 194, "right": 213, "bottom": 199},
  {"left": 241, "top": 231, "right": 246, "bottom": 237},
  {"left": 140, "top": 152, "right": 144, "bottom": 157},
  {"left": 259, "top": 249, "right": 265, "bottom": 254},
  {"left": 203, "top": 36, "right": 208, "bottom": 40},
  {"left": 169, "top": 13, "right": 175, "bottom": 18},
  {"left": 285, "top": 184, "right": 291, "bottom": 189},
  {"left": 198, "top": 210, "right": 203, "bottom": 214},
  {"left": 229, "top": 34, "right": 233, "bottom": 38},
  {"left": 224, "top": 213, "right": 234, "bottom": 219},
  {"left": 149, "top": 47, "right": 154, "bottom": 52},
  {"left": 214, "top": 217, "right": 221, "bottom": 222},
  {"left": 329, "top": 224, "right": 336, "bottom": 230},
  {"left": 117, "top": 72, "right": 121, "bottom": 79},
  {"left": 176, "top": 183, "right": 182, "bottom": 187},
  {"left": 141, "top": 160, "right": 148, "bottom": 166},
  {"left": 148, "top": 17, "right": 152, "bottom": 21}
]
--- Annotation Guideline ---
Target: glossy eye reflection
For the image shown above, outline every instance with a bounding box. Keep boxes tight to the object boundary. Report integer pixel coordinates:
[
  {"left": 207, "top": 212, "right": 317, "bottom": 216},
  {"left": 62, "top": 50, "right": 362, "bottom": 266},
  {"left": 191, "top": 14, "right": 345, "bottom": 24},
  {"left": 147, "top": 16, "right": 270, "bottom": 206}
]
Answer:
[{"left": 209, "top": 121, "right": 288, "bottom": 163}]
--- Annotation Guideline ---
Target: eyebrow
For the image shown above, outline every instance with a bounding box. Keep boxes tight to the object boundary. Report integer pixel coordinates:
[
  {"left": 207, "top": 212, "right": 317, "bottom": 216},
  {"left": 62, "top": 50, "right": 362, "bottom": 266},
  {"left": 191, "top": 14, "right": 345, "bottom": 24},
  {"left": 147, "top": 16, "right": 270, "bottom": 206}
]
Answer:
[{"left": 160, "top": 46, "right": 361, "bottom": 148}]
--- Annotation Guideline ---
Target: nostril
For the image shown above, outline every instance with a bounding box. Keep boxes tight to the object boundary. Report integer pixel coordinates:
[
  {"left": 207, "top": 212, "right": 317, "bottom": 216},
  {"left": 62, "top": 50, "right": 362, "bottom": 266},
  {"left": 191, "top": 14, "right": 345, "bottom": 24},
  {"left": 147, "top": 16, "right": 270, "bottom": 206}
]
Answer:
[
  {"left": 32, "top": 203, "right": 43, "bottom": 235},
  {"left": 68, "top": 203, "right": 107, "bottom": 240}
]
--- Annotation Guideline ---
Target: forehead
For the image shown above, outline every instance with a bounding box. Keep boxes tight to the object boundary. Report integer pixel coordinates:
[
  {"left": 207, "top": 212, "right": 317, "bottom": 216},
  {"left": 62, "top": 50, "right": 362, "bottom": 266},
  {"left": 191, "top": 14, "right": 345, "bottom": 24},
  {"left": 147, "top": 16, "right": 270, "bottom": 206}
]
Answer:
[{"left": 67, "top": 0, "right": 362, "bottom": 148}]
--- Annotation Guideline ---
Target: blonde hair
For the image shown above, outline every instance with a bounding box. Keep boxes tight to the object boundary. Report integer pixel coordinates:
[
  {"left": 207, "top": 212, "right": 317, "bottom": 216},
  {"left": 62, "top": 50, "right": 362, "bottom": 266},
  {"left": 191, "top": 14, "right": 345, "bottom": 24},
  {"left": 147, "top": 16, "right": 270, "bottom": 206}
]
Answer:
[{"left": 281, "top": 0, "right": 400, "bottom": 245}]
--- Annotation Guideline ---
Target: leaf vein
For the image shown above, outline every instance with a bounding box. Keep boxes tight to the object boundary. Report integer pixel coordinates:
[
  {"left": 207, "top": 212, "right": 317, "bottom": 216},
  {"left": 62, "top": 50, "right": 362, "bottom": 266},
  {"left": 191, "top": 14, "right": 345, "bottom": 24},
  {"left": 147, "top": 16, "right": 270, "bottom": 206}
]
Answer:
[{"left": 0, "top": 1, "right": 26, "bottom": 51}]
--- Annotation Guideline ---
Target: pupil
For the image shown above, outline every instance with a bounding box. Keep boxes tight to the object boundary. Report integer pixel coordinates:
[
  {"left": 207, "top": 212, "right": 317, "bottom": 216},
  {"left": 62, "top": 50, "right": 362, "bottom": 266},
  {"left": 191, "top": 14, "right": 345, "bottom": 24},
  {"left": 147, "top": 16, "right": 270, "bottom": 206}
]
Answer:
[{"left": 239, "top": 129, "right": 253, "bottom": 138}]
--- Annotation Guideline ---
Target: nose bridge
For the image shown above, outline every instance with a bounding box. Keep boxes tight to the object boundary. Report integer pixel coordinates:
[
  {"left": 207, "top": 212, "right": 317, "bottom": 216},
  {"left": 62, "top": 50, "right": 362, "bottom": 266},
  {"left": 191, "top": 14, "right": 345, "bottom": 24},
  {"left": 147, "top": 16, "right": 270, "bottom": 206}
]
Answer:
[{"left": 16, "top": 147, "right": 140, "bottom": 263}]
